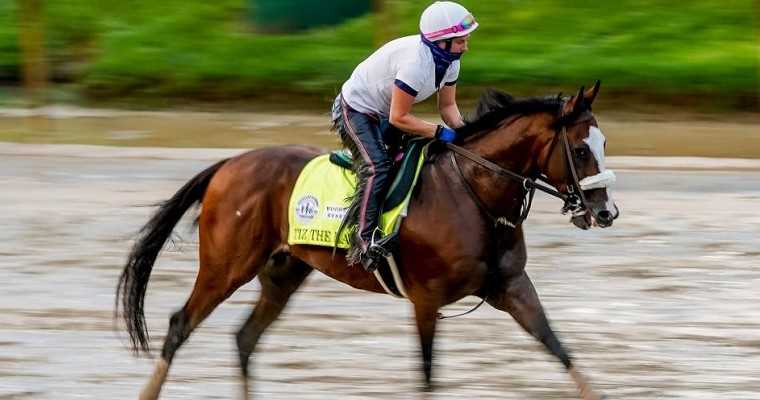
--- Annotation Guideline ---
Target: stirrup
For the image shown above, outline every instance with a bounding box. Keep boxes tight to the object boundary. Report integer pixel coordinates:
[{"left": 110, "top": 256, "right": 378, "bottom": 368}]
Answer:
[
  {"left": 372, "top": 227, "right": 399, "bottom": 251},
  {"left": 358, "top": 230, "right": 394, "bottom": 272},
  {"left": 360, "top": 250, "right": 382, "bottom": 272}
]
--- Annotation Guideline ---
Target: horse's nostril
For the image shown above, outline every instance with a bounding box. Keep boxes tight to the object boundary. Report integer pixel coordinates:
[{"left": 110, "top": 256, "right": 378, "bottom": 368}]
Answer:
[{"left": 597, "top": 210, "right": 612, "bottom": 223}]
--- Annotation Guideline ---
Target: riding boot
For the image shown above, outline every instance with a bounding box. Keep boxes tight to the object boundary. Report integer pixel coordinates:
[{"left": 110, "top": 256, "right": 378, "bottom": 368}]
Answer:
[
  {"left": 354, "top": 165, "right": 392, "bottom": 272},
  {"left": 334, "top": 94, "right": 394, "bottom": 271}
]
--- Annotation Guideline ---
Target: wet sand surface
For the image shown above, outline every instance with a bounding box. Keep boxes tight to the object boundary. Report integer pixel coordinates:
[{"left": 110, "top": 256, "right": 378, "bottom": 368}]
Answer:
[{"left": 1, "top": 147, "right": 759, "bottom": 399}]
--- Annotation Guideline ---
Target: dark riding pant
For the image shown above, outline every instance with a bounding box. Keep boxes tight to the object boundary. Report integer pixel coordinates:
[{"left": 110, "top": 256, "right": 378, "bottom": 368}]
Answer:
[{"left": 332, "top": 95, "right": 392, "bottom": 252}]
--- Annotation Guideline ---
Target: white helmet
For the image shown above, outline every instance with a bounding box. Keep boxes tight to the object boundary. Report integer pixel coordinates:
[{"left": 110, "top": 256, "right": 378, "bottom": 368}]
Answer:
[{"left": 420, "top": 1, "right": 479, "bottom": 42}]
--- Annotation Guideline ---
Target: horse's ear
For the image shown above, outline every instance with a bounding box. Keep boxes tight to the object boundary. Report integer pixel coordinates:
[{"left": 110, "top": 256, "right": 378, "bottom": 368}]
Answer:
[
  {"left": 573, "top": 86, "right": 585, "bottom": 113},
  {"left": 562, "top": 86, "right": 585, "bottom": 116},
  {"left": 584, "top": 80, "right": 601, "bottom": 105}
]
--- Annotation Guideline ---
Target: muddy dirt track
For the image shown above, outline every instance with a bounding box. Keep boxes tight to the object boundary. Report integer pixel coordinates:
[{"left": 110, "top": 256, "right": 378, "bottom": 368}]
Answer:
[{"left": 1, "top": 143, "right": 759, "bottom": 399}]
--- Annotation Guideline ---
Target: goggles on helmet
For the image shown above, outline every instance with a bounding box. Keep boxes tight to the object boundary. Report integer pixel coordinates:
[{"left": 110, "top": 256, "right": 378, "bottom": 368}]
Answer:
[{"left": 423, "top": 14, "right": 476, "bottom": 41}]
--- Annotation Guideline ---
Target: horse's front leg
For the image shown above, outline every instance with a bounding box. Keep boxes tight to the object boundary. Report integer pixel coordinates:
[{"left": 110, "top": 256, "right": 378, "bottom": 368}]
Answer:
[
  {"left": 487, "top": 271, "right": 604, "bottom": 400},
  {"left": 412, "top": 302, "right": 439, "bottom": 391}
]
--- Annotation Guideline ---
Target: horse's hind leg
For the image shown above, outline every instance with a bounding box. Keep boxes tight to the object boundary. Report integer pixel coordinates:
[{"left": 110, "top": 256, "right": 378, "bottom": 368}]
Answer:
[
  {"left": 236, "top": 253, "right": 312, "bottom": 399},
  {"left": 487, "top": 271, "right": 604, "bottom": 400},
  {"left": 139, "top": 222, "right": 276, "bottom": 399}
]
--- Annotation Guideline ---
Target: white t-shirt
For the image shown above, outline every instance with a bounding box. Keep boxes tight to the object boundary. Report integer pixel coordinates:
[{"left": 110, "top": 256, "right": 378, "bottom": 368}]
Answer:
[{"left": 340, "top": 35, "right": 460, "bottom": 118}]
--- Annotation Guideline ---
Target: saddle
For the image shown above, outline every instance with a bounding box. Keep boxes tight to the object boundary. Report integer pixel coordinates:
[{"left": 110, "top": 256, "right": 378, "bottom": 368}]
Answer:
[
  {"left": 288, "top": 137, "right": 431, "bottom": 298},
  {"left": 328, "top": 136, "right": 430, "bottom": 213}
]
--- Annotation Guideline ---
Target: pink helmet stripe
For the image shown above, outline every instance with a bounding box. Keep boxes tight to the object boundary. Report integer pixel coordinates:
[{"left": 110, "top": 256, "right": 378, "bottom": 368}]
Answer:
[
  {"left": 422, "top": 14, "right": 477, "bottom": 40},
  {"left": 425, "top": 26, "right": 462, "bottom": 40}
]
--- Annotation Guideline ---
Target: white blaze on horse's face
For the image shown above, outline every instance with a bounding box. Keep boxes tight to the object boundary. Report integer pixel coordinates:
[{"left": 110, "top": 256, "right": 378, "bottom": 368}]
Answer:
[
  {"left": 578, "top": 126, "right": 616, "bottom": 191},
  {"left": 585, "top": 126, "right": 606, "bottom": 171},
  {"left": 579, "top": 125, "right": 617, "bottom": 217}
]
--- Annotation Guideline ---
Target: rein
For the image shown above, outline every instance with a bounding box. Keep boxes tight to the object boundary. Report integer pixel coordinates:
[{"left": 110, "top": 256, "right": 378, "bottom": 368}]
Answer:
[
  {"left": 446, "top": 141, "right": 574, "bottom": 227},
  {"left": 447, "top": 143, "right": 568, "bottom": 200},
  {"left": 446, "top": 112, "right": 595, "bottom": 227}
]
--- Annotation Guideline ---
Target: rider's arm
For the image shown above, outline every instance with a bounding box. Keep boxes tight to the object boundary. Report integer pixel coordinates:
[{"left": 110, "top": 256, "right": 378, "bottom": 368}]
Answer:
[
  {"left": 437, "top": 84, "right": 464, "bottom": 129},
  {"left": 389, "top": 85, "right": 438, "bottom": 138}
]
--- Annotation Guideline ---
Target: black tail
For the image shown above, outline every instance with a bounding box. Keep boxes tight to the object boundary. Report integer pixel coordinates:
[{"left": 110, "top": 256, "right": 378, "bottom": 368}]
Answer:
[{"left": 115, "top": 159, "right": 227, "bottom": 354}]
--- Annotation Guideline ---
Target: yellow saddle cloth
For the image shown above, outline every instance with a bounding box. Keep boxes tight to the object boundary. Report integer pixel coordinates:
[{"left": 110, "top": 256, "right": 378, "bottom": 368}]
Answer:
[{"left": 287, "top": 150, "right": 426, "bottom": 249}]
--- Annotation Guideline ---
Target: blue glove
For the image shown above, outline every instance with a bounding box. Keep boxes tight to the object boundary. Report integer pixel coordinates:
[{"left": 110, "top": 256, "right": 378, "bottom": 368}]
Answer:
[{"left": 435, "top": 125, "right": 457, "bottom": 143}]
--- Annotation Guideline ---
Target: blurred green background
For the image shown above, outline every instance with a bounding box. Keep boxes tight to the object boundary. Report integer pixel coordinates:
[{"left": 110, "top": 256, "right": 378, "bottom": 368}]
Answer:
[{"left": 2, "top": 0, "right": 759, "bottom": 111}]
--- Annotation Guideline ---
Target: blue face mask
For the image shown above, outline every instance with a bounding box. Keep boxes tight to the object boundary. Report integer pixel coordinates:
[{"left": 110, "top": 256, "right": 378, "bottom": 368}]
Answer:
[
  {"left": 420, "top": 34, "right": 462, "bottom": 64},
  {"left": 421, "top": 34, "right": 462, "bottom": 87}
]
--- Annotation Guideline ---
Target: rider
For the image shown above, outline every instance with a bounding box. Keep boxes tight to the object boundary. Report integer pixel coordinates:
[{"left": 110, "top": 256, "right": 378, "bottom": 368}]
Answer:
[{"left": 332, "top": 1, "right": 478, "bottom": 271}]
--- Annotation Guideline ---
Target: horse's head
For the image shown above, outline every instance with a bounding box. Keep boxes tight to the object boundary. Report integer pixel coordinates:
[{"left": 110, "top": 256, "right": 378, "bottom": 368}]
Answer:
[{"left": 539, "top": 81, "right": 619, "bottom": 229}]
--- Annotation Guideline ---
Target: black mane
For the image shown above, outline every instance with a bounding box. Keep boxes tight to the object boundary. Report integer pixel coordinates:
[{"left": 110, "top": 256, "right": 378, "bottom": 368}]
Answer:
[{"left": 456, "top": 89, "right": 565, "bottom": 141}]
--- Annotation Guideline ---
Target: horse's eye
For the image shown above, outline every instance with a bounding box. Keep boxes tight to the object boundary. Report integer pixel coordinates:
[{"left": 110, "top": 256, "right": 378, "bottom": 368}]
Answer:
[{"left": 574, "top": 148, "right": 589, "bottom": 160}]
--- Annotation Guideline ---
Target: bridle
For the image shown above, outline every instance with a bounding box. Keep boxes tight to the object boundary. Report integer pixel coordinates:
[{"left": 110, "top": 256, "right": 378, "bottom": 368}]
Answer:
[
  {"left": 447, "top": 110, "right": 593, "bottom": 228},
  {"left": 549, "top": 112, "right": 596, "bottom": 216}
]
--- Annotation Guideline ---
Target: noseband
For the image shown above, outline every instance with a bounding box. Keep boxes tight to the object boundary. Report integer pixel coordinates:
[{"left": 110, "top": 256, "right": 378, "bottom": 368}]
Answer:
[{"left": 446, "top": 112, "right": 592, "bottom": 228}]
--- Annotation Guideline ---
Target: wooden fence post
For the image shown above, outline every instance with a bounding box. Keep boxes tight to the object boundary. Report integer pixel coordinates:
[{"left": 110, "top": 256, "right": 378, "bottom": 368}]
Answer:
[{"left": 17, "top": 0, "right": 48, "bottom": 106}]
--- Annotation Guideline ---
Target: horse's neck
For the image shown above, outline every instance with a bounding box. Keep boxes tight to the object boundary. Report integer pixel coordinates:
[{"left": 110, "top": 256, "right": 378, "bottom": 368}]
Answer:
[
  {"left": 458, "top": 120, "right": 542, "bottom": 221},
  {"left": 465, "top": 115, "right": 545, "bottom": 167}
]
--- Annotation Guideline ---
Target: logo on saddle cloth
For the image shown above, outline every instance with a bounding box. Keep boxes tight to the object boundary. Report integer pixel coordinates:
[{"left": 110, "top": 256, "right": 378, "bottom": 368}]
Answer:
[
  {"left": 295, "top": 195, "right": 319, "bottom": 223},
  {"left": 288, "top": 143, "right": 429, "bottom": 249}
]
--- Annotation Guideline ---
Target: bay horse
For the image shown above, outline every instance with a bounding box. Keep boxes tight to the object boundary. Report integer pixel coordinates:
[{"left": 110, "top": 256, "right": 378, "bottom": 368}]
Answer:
[{"left": 117, "top": 81, "right": 619, "bottom": 400}]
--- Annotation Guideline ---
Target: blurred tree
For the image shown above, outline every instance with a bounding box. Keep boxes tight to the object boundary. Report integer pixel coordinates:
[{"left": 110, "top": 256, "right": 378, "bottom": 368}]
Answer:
[
  {"left": 373, "top": 0, "right": 398, "bottom": 47},
  {"left": 17, "top": 0, "right": 47, "bottom": 106}
]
